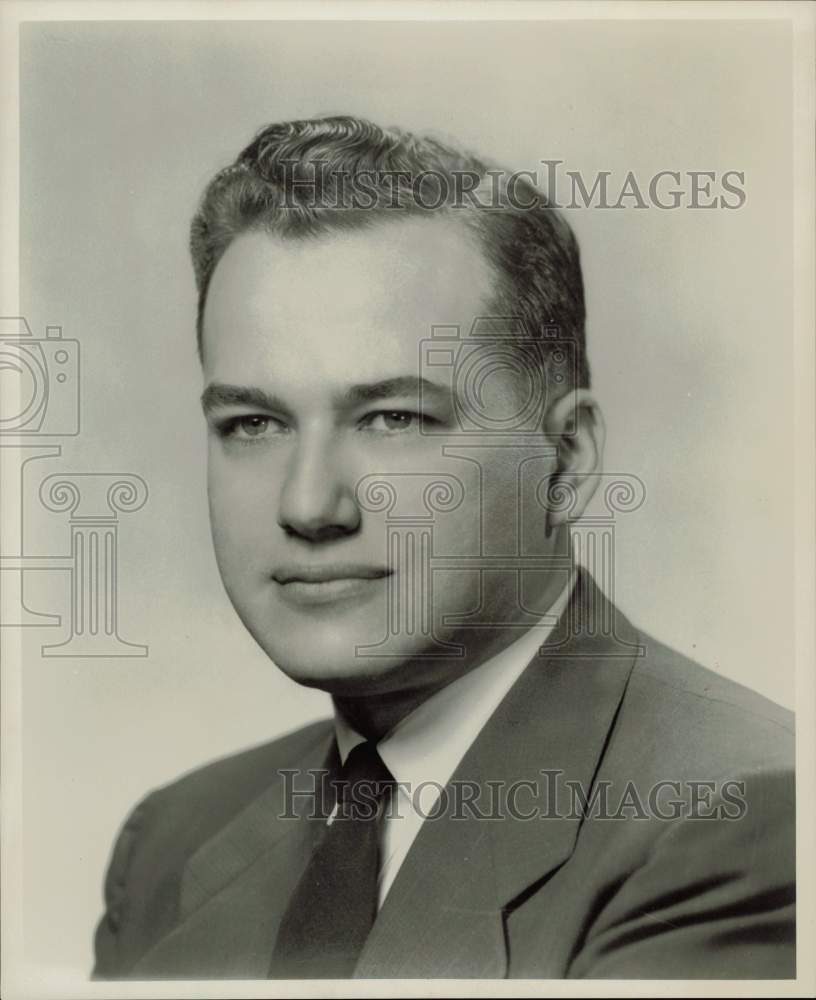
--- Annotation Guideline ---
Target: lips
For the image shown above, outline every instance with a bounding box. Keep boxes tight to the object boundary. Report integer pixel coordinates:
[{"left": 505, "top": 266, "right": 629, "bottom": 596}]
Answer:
[
  {"left": 272, "top": 564, "right": 393, "bottom": 585},
  {"left": 272, "top": 563, "right": 393, "bottom": 608}
]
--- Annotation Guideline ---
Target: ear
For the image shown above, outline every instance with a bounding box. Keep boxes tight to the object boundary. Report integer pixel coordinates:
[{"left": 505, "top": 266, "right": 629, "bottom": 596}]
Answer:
[{"left": 544, "top": 389, "right": 606, "bottom": 528}]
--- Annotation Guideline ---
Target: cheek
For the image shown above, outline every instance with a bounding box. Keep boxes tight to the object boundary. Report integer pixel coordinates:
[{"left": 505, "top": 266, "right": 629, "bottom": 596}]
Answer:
[{"left": 207, "top": 451, "right": 278, "bottom": 566}]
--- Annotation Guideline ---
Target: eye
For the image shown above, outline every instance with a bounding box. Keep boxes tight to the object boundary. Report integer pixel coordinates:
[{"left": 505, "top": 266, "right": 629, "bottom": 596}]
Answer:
[
  {"left": 236, "top": 416, "right": 270, "bottom": 436},
  {"left": 216, "top": 414, "right": 286, "bottom": 443},
  {"left": 362, "top": 411, "right": 420, "bottom": 432}
]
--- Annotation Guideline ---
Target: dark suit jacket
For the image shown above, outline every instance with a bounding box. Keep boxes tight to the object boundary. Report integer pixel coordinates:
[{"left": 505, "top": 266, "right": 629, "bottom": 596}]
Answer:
[{"left": 93, "top": 571, "right": 795, "bottom": 979}]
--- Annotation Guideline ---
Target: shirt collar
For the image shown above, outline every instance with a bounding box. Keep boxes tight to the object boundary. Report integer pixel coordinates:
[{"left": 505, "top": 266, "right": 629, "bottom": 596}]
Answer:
[{"left": 334, "top": 574, "right": 575, "bottom": 792}]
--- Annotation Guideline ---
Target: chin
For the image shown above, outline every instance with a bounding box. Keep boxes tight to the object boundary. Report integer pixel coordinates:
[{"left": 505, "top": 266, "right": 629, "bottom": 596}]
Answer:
[
  {"left": 252, "top": 618, "right": 457, "bottom": 698},
  {"left": 238, "top": 605, "right": 391, "bottom": 692},
  {"left": 225, "top": 579, "right": 466, "bottom": 697}
]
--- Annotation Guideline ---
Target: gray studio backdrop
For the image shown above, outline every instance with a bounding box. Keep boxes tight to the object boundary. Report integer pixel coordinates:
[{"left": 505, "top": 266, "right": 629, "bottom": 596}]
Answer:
[{"left": 17, "top": 18, "right": 793, "bottom": 977}]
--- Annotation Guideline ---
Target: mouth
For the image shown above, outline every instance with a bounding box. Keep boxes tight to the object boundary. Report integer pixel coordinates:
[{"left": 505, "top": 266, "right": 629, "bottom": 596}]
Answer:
[{"left": 272, "top": 564, "right": 393, "bottom": 607}]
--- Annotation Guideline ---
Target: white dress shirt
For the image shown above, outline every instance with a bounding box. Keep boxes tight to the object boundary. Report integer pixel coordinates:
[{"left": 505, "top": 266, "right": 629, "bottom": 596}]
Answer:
[{"left": 333, "top": 575, "right": 575, "bottom": 908}]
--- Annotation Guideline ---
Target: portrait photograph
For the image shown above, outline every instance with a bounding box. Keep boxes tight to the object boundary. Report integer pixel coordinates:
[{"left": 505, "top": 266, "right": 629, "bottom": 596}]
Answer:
[{"left": 1, "top": 2, "right": 814, "bottom": 998}]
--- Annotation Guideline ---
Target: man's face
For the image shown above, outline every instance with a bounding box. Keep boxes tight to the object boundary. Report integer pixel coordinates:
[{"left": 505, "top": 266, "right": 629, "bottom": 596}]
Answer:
[{"left": 202, "top": 217, "right": 559, "bottom": 697}]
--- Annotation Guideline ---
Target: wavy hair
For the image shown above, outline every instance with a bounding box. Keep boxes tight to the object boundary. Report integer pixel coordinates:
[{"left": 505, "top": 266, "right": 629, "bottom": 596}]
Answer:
[{"left": 190, "top": 115, "right": 589, "bottom": 388}]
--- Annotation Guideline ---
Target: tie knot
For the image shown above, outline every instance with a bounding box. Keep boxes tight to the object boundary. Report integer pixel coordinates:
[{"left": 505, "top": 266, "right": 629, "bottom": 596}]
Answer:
[{"left": 335, "top": 741, "right": 394, "bottom": 819}]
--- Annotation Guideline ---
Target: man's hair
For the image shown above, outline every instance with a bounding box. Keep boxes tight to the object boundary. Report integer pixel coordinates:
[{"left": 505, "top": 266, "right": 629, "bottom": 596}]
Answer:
[{"left": 190, "top": 114, "right": 589, "bottom": 388}]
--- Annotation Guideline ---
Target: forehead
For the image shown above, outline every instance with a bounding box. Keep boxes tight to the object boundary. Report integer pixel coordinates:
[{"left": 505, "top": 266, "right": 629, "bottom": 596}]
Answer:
[{"left": 201, "top": 215, "right": 497, "bottom": 385}]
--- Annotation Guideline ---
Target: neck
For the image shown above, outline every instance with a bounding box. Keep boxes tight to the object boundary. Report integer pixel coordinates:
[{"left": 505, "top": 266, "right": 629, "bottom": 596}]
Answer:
[
  {"left": 333, "top": 548, "right": 572, "bottom": 742},
  {"left": 332, "top": 677, "right": 451, "bottom": 743}
]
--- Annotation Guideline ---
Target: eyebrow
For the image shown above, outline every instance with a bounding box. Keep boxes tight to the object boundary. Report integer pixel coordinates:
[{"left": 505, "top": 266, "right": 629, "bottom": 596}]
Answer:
[
  {"left": 200, "top": 377, "right": 451, "bottom": 415},
  {"left": 201, "top": 383, "right": 287, "bottom": 415},
  {"left": 342, "top": 376, "right": 450, "bottom": 405}
]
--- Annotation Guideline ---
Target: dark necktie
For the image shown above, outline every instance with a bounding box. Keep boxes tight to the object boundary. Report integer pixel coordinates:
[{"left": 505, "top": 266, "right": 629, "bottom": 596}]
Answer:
[{"left": 270, "top": 740, "right": 395, "bottom": 979}]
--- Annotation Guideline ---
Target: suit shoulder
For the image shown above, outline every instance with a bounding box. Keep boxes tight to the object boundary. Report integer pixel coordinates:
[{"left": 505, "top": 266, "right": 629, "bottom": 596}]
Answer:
[
  {"left": 609, "top": 629, "right": 793, "bottom": 778},
  {"left": 99, "top": 719, "right": 332, "bottom": 935},
  {"left": 94, "top": 719, "right": 333, "bottom": 977},
  {"left": 634, "top": 631, "right": 793, "bottom": 730},
  {"left": 146, "top": 716, "right": 334, "bottom": 820}
]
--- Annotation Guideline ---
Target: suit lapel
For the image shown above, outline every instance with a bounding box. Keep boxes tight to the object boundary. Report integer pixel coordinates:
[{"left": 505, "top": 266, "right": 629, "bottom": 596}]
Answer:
[
  {"left": 355, "top": 570, "right": 639, "bottom": 978},
  {"left": 130, "top": 727, "right": 336, "bottom": 979},
  {"left": 130, "top": 572, "right": 638, "bottom": 979},
  {"left": 353, "top": 766, "right": 507, "bottom": 978}
]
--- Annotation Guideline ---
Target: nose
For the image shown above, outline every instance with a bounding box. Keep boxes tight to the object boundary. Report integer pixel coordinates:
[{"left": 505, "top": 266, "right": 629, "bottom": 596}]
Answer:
[{"left": 277, "top": 432, "right": 361, "bottom": 542}]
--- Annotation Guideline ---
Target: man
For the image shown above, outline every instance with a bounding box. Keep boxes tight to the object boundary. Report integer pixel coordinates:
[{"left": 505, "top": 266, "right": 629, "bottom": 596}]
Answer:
[{"left": 93, "top": 116, "right": 794, "bottom": 980}]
